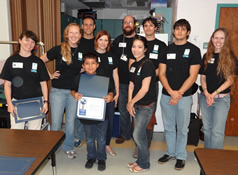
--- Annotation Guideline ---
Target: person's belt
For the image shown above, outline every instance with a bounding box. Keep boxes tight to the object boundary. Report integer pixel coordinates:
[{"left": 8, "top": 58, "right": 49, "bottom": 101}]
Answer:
[{"left": 214, "top": 93, "right": 229, "bottom": 98}]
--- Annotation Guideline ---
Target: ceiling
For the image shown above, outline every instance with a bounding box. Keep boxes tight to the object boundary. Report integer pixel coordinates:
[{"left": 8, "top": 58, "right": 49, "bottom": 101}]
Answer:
[{"left": 61, "top": 0, "right": 151, "bottom": 10}]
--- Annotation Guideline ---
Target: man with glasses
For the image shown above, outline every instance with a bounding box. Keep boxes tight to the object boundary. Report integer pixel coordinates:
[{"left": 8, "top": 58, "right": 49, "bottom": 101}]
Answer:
[{"left": 111, "top": 15, "right": 137, "bottom": 144}]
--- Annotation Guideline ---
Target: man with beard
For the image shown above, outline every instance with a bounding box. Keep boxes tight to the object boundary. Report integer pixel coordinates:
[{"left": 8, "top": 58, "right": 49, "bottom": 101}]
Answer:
[{"left": 111, "top": 15, "right": 137, "bottom": 144}]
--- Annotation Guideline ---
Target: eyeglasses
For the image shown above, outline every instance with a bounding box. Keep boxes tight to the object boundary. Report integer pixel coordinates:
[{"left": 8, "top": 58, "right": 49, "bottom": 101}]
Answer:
[{"left": 123, "top": 21, "right": 133, "bottom": 25}]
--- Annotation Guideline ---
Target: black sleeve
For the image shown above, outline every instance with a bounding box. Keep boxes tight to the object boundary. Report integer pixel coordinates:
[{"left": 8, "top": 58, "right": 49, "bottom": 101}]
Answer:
[
  {"left": 46, "top": 45, "right": 61, "bottom": 61},
  {"left": 108, "top": 77, "right": 114, "bottom": 93},
  {"left": 158, "top": 47, "right": 167, "bottom": 64},
  {"left": 199, "top": 54, "right": 206, "bottom": 75},
  {"left": 0, "top": 58, "right": 12, "bottom": 81},
  {"left": 141, "top": 61, "right": 155, "bottom": 80},
  {"left": 38, "top": 58, "right": 50, "bottom": 81}
]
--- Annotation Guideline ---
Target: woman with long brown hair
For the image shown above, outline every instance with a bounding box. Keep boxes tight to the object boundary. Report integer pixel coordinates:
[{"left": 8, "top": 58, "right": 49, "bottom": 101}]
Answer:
[
  {"left": 200, "top": 28, "right": 237, "bottom": 149},
  {"left": 41, "top": 23, "right": 82, "bottom": 158}
]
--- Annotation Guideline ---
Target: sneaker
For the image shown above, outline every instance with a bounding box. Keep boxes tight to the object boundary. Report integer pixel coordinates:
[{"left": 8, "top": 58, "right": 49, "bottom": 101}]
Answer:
[
  {"left": 65, "top": 150, "right": 77, "bottom": 159},
  {"left": 98, "top": 160, "right": 106, "bottom": 171},
  {"left": 158, "top": 154, "right": 175, "bottom": 164},
  {"left": 74, "top": 140, "right": 82, "bottom": 147},
  {"left": 85, "top": 159, "right": 96, "bottom": 169},
  {"left": 175, "top": 159, "right": 185, "bottom": 170}
]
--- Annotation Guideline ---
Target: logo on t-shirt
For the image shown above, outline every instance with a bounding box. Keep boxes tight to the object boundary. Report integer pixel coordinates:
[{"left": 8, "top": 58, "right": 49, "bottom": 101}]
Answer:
[
  {"left": 183, "top": 49, "right": 190, "bottom": 58},
  {"left": 12, "top": 62, "right": 23, "bottom": 68},
  {"left": 108, "top": 57, "right": 113, "bottom": 65},
  {"left": 137, "top": 67, "right": 142, "bottom": 76},
  {"left": 31, "top": 63, "right": 38, "bottom": 73},
  {"left": 78, "top": 52, "right": 83, "bottom": 61},
  {"left": 152, "top": 45, "right": 159, "bottom": 54}
]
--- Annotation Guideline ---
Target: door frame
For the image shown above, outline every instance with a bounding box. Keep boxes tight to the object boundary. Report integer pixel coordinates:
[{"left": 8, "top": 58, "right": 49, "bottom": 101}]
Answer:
[{"left": 215, "top": 4, "right": 238, "bottom": 28}]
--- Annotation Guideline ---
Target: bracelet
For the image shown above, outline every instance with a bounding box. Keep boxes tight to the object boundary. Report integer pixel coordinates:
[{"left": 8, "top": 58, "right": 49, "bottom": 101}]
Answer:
[
  {"left": 215, "top": 89, "right": 220, "bottom": 94},
  {"left": 43, "top": 100, "right": 49, "bottom": 103}
]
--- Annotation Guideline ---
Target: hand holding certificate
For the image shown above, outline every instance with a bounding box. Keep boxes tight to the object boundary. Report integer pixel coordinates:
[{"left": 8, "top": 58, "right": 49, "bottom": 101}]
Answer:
[
  {"left": 77, "top": 74, "right": 109, "bottom": 121},
  {"left": 12, "top": 96, "right": 45, "bottom": 123}
]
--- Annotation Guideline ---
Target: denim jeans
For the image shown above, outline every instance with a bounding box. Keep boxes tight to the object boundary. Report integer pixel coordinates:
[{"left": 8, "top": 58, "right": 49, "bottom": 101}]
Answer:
[
  {"left": 50, "top": 87, "right": 77, "bottom": 152},
  {"left": 118, "top": 83, "right": 132, "bottom": 139},
  {"left": 133, "top": 103, "right": 156, "bottom": 169},
  {"left": 160, "top": 94, "right": 192, "bottom": 160},
  {"left": 83, "top": 120, "right": 108, "bottom": 161},
  {"left": 106, "top": 101, "right": 115, "bottom": 145},
  {"left": 200, "top": 93, "right": 230, "bottom": 149},
  {"left": 74, "top": 118, "right": 84, "bottom": 141}
]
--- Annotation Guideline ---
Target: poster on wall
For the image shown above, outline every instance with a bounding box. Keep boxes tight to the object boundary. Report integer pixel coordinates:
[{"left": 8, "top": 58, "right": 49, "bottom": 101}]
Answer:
[{"left": 151, "top": 0, "right": 167, "bottom": 8}]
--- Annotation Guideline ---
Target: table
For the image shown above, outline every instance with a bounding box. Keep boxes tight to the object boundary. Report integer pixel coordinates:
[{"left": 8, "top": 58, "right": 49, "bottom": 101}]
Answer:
[
  {"left": 0, "top": 129, "right": 65, "bottom": 175},
  {"left": 194, "top": 148, "right": 238, "bottom": 175}
]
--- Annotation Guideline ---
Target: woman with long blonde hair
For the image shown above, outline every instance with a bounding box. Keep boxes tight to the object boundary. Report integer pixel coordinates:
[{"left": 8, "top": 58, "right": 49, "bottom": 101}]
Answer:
[
  {"left": 200, "top": 28, "right": 237, "bottom": 149},
  {"left": 41, "top": 23, "right": 82, "bottom": 158}
]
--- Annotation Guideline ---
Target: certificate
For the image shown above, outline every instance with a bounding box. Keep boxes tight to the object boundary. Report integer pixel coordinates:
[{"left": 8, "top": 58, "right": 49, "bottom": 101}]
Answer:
[
  {"left": 77, "top": 97, "right": 106, "bottom": 121},
  {"left": 77, "top": 74, "right": 109, "bottom": 121},
  {"left": 12, "top": 96, "right": 45, "bottom": 123}
]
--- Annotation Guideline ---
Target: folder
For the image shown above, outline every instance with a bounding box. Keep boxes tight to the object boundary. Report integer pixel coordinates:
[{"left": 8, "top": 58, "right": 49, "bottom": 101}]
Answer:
[
  {"left": 77, "top": 74, "right": 109, "bottom": 121},
  {"left": 0, "top": 156, "right": 35, "bottom": 175},
  {"left": 12, "top": 96, "right": 45, "bottom": 123}
]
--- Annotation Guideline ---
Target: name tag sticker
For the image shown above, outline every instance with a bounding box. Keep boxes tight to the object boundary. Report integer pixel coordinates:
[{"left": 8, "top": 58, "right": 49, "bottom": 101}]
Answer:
[
  {"left": 98, "top": 57, "right": 101, "bottom": 62},
  {"left": 130, "top": 67, "right": 135, "bottom": 73},
  {"left": 12, "top": 62, "right": 23, "bottom": 68},
  {"left": 208, "top": 58, "right": 215, "bottom": 64},
  {"left": 167, "top": 53, "right": 176, "bottom": 60},
  {"left": 149, "top": 53, "right": 158, "bottom": 60},
  {"left": 119, "top": 42, "right": 126, "bottom": 48}
]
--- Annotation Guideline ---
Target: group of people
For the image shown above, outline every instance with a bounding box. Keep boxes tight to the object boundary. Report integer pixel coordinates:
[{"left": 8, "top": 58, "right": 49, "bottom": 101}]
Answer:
[{"left": 0, "top": 14, "right": 237, "bottom": 173}]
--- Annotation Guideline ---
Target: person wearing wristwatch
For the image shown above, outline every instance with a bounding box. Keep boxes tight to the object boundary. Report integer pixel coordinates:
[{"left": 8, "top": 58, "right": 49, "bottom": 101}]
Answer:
[
  {"left": 200, "top": 28, "right": 238, "bottom": 149},
  {"left": 0, "top": 30, "right": 49, "bottom": 130}
]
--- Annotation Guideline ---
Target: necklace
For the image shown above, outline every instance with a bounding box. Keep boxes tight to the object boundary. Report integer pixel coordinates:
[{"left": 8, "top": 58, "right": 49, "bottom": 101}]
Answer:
[{"left": 71, "top": 47, "right": 78, "bottom": 57}]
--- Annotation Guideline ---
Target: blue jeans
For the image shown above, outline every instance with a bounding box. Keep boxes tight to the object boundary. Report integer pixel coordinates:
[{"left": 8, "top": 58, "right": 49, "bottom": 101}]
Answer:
[
  {"left": 133, "top": 103, "right": 156, "bottom": 169},
  {"left": 118, "top": 83, "right": 132, "bottom": 139},
  {"left": 106, "top": 101, "right": 115, "bottom": 145},
  {"left": 200, "top": 93, "right": 230, "bottom": 149},
  {"left": 83, "top": 120, "right": 108, "bottom": 161},
  {"left": 74, "top": 118, "right": 84, "bottom": 141},
  {"left": 50, "top": 87, "right": 77, "bottom": 152},
  {"left": 160, "top": 94, "right": 192, "bottom": 160}
]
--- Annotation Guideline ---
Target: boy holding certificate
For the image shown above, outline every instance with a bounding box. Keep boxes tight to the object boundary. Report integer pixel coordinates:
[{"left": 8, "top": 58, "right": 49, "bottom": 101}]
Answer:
[{"left": 71, "top": 53, "right": 113, "bottom": 171}]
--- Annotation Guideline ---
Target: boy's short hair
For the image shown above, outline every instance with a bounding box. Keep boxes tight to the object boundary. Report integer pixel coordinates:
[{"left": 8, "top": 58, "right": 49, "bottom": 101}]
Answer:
[
  {"left": 173, "top": 19, "right": 191, "bottom": 32},
  {"left": 82, "top": 52, "right": 98, "bottom": 64}
]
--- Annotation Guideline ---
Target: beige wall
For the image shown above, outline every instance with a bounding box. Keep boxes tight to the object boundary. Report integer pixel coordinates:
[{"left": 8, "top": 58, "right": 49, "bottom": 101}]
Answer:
[{"left": 0, "top": 0, "right": 11, "bottom": 61}]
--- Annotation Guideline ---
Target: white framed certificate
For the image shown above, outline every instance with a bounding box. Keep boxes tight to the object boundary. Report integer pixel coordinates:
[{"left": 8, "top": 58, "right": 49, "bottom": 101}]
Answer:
[{"left": 77, "top": 96, "right": 106, "bottom": 121}]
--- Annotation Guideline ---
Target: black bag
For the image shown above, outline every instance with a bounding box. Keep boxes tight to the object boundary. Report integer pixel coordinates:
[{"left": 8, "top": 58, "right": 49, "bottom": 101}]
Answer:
[{"left": 187, "top": 113, "right": 201, "bottom": 146}]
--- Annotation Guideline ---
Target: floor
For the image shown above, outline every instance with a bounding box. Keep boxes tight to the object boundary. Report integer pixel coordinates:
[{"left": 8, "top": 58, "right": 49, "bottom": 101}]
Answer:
[{"left": 36, "top": 132, "right": 238, "bottom": 175}]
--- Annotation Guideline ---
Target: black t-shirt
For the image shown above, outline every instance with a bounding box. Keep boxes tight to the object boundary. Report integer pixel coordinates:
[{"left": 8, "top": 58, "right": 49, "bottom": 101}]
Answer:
[
  {"left": 46, "top": 45, "right": 83, "bottom": 89},
  {"left": 146, "top": 38, "right": 167, "bottom": 69},
  {"left": 0, "top": 54, "right": 49, "bottom": 99},
  {"left": 159, "top": 42, "right": 202, "bottom": 96},
  {"left": 78, "top": 37, "right": 95, "bottom": 55},
  {"left": 200, "top": 53, "right": 233, "bottom": 94},
  {"left": 129, "top": 57, "right": 156, "bottom": 105},
  {"left": 71, "top": 71, "right": 113, "bottom": 125},
  {"left": 111, "top": 34, "right": 137, "bottom": 84},
  {"left": 146, "top": 38, "right": 167, "bottom": 81},
  {"left": 94, "top": 50, "right": 119, "bottom": 89}
]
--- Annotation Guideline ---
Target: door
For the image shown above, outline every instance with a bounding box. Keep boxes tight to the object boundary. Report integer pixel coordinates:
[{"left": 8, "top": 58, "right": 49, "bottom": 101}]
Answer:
[{"left": 216, "top": 4, "right": 238, "bottom": 136}]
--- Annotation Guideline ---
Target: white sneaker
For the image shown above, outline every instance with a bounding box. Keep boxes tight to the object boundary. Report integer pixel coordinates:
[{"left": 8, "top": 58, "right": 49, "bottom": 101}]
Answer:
[{"left": 65, "top": 150, "right": 77, "bottom": 159}]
